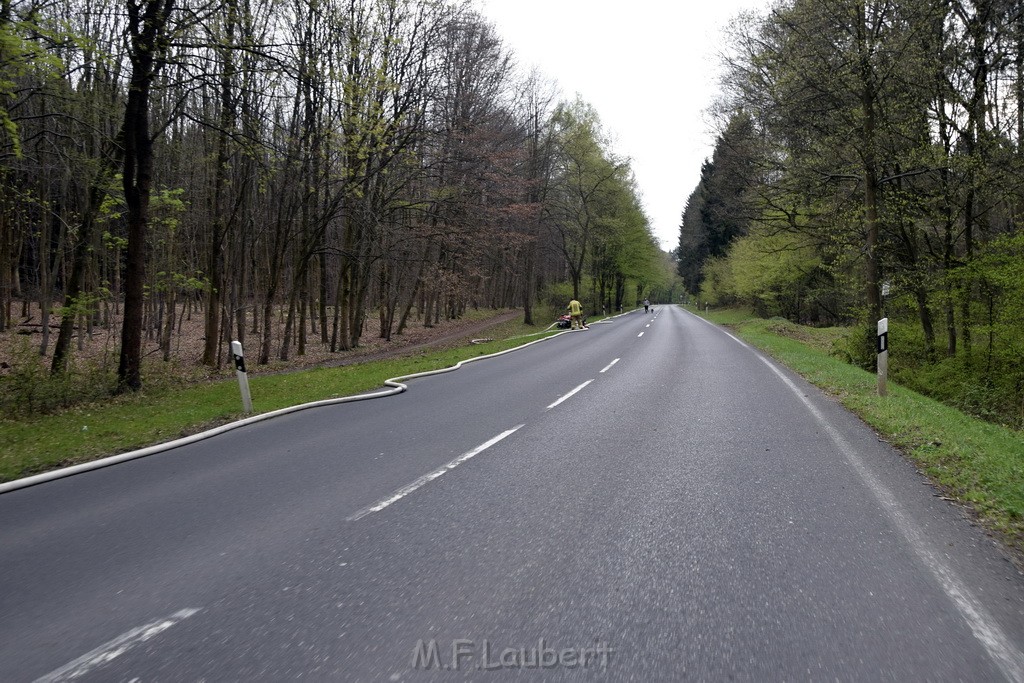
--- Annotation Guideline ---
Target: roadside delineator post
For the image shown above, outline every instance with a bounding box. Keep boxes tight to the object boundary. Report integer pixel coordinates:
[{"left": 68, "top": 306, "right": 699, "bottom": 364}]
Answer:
[
  {"left": 877, "top": 318, "right": 889, "bottom": 397},
  {"left": 231, "top": 340, "right": 253, "bottom": 414}
]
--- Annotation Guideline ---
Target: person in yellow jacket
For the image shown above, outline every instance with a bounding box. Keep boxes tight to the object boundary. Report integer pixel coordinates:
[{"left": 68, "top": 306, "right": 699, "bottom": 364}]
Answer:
[{"left": 567, "top": 298, "right": 587, "bottom": 330}]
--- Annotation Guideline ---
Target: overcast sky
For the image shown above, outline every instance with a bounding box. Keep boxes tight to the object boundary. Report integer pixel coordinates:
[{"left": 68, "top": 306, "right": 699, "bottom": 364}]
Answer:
[{"left": 471, "top": 0, "right": 772, "bottom": 251}]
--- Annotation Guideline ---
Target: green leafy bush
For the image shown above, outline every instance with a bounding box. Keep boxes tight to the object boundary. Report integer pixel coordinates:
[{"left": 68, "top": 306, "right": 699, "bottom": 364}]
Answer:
[{"left": 0, "top": 338, "right": 117, "bottom": 418}]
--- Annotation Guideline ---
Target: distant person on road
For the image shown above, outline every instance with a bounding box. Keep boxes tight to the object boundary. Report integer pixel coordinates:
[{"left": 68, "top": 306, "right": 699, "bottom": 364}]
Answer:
[
  {"left": 644, "top": 298, "right": 650, "bottom": 313},
  {"left": 567, "top": 298, "right": 587, "bottom": 330}
]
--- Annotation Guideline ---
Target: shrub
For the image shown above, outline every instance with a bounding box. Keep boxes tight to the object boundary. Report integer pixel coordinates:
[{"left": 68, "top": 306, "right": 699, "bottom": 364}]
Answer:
[{"left": 0, "top": 338, "right": 117, "bottom": 418}]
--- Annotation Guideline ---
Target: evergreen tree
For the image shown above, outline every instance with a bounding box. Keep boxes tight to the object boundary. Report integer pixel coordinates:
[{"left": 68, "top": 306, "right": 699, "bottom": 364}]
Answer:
[{"left": 677, "top": 112, "right": 758, "bottom": 294}]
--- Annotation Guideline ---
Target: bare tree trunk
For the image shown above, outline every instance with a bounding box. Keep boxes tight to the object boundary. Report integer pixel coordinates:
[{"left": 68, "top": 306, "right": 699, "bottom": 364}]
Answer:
[
  {"left": 117, "top": 0, "right": 175, "bottom": 392},
  {"left": 915, "top": 286, "right": 936, "bottom": 361},
  {"left": 318, "top": 253, "right": 329, "bottom": 345},
  {"left": 395, "top": 277, "right": 422, "bottom": 336},
  {"left": 331, "top": 262, "right": 349, "bottom": 352},
  {"left": 396, "top": 246, "right": 429, "bottom": 335},
  {"left": 53, "top": 127, "right": 124, "bottom": 373},
  {"left": 38, "top": 210, "right": 54, "bottom": 356},
  {"left": 259, "top": 211, "right": 288, "bottom": 364},
  {"left": 521, "top": 244, "right": 534, "bottom": 325},
  {"left": 161, "top": 290, "right": 175, "bottom": 361},
  {"left": 280, "top": 294, "right": 296, "bottom": 361},
  {"left": 0, "top": 172, "right": 11, "bottom": 333},
  {"left": 298, "top": 267, "right": 308, "bottom": 356}
]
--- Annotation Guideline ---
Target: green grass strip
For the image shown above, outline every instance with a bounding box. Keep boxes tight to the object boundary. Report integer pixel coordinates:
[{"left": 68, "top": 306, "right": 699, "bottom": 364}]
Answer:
[
  {"left": 697, "top": 307, "right": 1024, "bottom": 550},
  {"left": 0, "top": 327, "right": 561, "bottom": 483}
]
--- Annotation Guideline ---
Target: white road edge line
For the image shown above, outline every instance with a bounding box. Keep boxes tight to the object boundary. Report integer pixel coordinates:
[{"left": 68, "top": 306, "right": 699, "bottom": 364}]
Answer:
[
  {"left": 546, "top": 380, "right": 593, "bottom": 411},
  {"left": 765, "top": 355, "right": 1024, "bottom": 682},
  {"left": 34, "top": 608, "right": 201, "bottom": 683},
  {"left": 347, "top": 425, "right": 524, "bottom": 522},
  {"left": 687, "top": 310, "right": 1024, "bottom": 682},
  {"left": 763, "top": 356, "right": 1024, "bottom": 682},
  {"left": 600, "top": 358, "right": 619, "bottom": 374}
]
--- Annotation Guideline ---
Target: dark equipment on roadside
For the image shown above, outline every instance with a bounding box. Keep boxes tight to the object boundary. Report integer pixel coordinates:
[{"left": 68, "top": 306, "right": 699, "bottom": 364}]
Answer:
[{"left": 556, "top": 314, "right": 587, "bottom": 329}]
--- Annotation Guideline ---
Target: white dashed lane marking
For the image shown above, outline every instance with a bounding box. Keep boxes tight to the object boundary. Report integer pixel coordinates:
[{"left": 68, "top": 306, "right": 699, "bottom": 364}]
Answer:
[
  {"left": 347, "top": 426, "right": 524, "bottom": 521},
  {"left": 35, "top": 608, "right": 201, "bottom": 683},
  {"left": 546, "top": 380, "right": 594, "bottom": 410}
]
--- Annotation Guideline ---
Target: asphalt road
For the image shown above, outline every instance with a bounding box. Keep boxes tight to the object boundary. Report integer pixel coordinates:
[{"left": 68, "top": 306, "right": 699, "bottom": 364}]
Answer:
[{"left": 2, "top": 305, "right": 1024, "bottom": 681}]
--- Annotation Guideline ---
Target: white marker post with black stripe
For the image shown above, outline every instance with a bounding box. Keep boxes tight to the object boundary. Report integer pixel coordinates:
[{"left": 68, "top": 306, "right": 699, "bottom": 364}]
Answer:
[
  {"left": 877, "top": 318, "right": 889, "bottom": 397},
  {"left": 231, "top": 340, "right": 253, "bottom": 414}
]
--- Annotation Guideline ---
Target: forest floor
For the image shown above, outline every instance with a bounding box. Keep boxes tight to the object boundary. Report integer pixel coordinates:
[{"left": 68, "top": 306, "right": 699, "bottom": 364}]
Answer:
[{"left": 0, "top": 302, "right": 536, "bottom": 387}]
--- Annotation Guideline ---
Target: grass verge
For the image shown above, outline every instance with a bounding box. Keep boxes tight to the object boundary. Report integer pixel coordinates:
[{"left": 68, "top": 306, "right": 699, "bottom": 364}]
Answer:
[
  {"left": 695, "top": 307, "right": 1024, "bottom": 556},
  {"left": 0, "top": 319, "right": 561, "bottom": 483}
]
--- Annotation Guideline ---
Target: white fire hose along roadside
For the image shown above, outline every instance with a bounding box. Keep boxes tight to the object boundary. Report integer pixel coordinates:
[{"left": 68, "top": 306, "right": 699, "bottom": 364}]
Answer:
[{"left": 0, "top": 311, "right": 628, "bottom": 495}]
